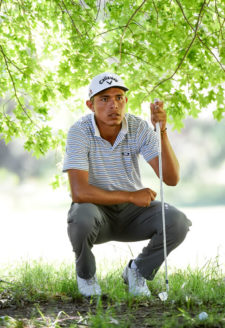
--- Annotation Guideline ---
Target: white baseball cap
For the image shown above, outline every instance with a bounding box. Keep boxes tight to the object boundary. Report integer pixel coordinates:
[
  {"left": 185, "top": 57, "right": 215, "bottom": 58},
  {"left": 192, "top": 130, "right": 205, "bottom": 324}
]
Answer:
[{"left": 88, "top": 72, "right": 129, "bottom": 98}]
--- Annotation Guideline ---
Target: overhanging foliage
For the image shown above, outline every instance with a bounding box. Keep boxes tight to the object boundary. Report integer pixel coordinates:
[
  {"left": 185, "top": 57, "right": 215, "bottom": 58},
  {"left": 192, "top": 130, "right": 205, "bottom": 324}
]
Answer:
[{"left": 0, "top": 0, "right": 224, "bottom": 156}]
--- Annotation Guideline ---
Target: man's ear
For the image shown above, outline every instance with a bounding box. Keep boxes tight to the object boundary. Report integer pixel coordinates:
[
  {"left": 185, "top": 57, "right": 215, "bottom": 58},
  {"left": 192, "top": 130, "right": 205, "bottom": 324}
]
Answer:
[
  {"left": 125, "top": 97, "right": 128, "bottom": 103},
  {"left": 86, "top": 100, "right": 94, "bottom": 112}
]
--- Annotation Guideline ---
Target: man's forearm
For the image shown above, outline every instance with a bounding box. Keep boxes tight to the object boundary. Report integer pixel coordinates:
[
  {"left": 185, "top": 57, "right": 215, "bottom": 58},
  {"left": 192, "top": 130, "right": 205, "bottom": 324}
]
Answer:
[
  {"left": 161, "top": 131, "right": 180, "bottom": 186},
  {"left": 70, "top": 182, "right": 133, "bottom": 205},
  {"left": 68, "top": 170, "right": 156, "bottom": 207}
]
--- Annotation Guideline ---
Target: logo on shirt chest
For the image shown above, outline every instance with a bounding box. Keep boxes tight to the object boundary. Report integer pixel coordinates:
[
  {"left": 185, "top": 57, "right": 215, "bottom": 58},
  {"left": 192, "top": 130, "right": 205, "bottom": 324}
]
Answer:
[{"left": 122, "top": 152, "right": 130, "bottom": 156}]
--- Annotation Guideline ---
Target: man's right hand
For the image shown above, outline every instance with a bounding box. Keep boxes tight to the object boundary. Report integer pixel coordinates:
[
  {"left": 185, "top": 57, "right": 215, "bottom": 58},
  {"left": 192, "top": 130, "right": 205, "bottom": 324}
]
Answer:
[{"left": 129, "top": 188, "right": 157, "bottom": 207}]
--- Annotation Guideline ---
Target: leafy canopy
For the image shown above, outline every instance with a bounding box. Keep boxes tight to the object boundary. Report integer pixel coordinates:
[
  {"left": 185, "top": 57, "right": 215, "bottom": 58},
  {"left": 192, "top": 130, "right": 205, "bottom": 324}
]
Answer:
[{"left": 0, "top": 0, "right": 224, "bottom": 156}]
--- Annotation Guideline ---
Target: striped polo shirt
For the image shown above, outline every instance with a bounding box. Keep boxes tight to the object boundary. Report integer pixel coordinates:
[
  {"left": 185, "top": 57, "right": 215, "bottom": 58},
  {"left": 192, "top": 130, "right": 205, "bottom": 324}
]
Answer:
[{"left": 63, "top": 113, "right": 159, "bottom": 191}]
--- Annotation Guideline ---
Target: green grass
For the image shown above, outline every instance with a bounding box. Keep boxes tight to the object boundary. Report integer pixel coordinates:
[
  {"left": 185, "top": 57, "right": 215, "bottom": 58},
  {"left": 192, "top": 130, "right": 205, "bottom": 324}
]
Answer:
[
  {"left": 0, "top": 260, "right": 79, "bottom": 302},
  {"left": 0, "top": 259, "right": 224, "bottom": 327}
]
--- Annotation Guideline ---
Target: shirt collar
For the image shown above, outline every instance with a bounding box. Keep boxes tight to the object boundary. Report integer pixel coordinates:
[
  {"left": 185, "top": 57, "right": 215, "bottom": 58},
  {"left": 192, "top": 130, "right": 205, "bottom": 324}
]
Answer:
[{"left": 91, "top": 113, "right": 128, "bottom": 137}]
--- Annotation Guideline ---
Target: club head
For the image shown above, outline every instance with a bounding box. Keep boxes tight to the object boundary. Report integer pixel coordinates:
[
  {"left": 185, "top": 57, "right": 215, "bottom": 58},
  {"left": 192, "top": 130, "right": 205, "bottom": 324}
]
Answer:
[{"left": 158, "top": 291, "right": 168, "bottom": 301}]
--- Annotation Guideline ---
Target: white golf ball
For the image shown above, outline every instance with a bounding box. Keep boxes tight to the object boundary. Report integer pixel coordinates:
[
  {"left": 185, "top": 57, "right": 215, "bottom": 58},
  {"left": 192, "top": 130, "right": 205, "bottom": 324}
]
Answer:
[{"left": 198, "top": 312, "right": 208, "bottom": 320}]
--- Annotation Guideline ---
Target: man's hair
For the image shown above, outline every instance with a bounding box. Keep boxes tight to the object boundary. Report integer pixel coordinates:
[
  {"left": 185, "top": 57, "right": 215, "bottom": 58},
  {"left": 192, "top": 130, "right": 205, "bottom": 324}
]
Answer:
[{"left": 90, "top": 88, "right": 127, "bottom": 103}]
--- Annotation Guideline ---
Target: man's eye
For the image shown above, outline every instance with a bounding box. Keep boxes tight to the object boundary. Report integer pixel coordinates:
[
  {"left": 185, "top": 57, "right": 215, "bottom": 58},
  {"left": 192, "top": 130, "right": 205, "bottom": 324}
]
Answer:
[{"left": 101, "top": 98, "right": 108, "bottom": 102}]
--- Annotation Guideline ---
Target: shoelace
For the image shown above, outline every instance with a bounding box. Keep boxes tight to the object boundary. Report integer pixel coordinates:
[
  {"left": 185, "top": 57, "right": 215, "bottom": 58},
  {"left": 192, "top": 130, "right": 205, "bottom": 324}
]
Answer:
[
  {"left": 133, "top": 269, "right": 146, "bottom": 287},
  {"left": 87, "top": 277, "right": 97, "bottom": 285}
]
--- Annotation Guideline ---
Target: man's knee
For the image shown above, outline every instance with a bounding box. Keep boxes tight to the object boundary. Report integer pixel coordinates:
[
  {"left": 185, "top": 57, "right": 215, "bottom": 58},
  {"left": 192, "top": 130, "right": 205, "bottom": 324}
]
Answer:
[
  {"left": 165, "top": 205, "right": 192, "bottom": 244},
  {"left": 67, "top": 203, "right": 101, "bottom": 248},
  {"left": 68, "top": 203, "right": 99, "bottom": 230}
]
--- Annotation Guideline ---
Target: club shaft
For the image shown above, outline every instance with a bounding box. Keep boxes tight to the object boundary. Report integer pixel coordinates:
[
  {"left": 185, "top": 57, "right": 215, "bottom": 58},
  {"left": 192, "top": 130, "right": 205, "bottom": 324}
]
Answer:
[{"left": 155, "top": 100, "right": 169, "bottom": 293}]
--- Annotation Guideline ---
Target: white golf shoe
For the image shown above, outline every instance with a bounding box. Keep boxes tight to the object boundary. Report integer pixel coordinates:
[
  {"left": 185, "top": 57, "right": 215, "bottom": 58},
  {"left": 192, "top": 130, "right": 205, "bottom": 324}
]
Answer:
[
  {"left": 122, "top": 261, "right": 151, "bottom": 297},
  {"left": 77, "top": 274, "right": 101, "bottom": 297}
]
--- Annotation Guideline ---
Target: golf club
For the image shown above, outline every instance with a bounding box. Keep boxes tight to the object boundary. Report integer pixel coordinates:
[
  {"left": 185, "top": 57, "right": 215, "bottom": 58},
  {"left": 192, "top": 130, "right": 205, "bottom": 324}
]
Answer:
[{"left": 154, "top": 98, "right": 169, "bottom": 301}]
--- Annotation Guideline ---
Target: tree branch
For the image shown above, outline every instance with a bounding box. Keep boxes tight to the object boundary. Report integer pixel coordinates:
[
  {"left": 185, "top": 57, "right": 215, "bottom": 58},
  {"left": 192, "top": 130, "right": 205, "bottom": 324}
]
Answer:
[
  {"left": 0, "top": 45, "right": 35, "bottom": 125},
  {"left": 152, "top": 0, "right": 159, "bottom": 28},
  {"left": 0, "top": 278, "right": 13, "bottom": 285},
  {"left": 144, "top": 0, "right": 207, "bottom": 97},
  {"left": 67, "top": 0, "right": 92, "bottom": 37},
  {"left": 2, "top": 97, "right": 15, "bottom": 126},
  {"left": 215, "top": 0, "right": 225, "bottom": 40},
  {"left": 214, "top": 0, "right": 225, "bottom": 19},
  {"left": 94, "top": 25, "right": 128, "bottom": 38},
  {"left": 222, "top": 18, "right": 225, "bottom": 39},
  {"left": 119, "top": 0, "right": 148, "bottom": 62},
  {"left": 0, "top": 49, "right": 27, "bottom": 74},
  {"left": 59, "top": 0, "right": 82, "bottom": 37},
  {"left": 95, "top": 0, "right": 101, "bottom": 21},
  {"left": 175, "top": 0, "right": 225, "bottom": 72},
  {"left": 120, "top": 51, "right": 162, "bottom": 70}
]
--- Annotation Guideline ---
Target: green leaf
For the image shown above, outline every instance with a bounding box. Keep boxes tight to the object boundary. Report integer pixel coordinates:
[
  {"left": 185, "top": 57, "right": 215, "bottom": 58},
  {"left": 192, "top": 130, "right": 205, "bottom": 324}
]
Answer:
[{"left": 0, "top": 0, "right": 224, "bottom": 157}]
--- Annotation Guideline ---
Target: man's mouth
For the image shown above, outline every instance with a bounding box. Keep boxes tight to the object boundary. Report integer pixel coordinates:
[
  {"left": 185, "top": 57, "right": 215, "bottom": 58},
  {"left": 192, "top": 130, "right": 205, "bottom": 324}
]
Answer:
[{"left": 108, "top": 113, "right": 120, "bottom": 118}]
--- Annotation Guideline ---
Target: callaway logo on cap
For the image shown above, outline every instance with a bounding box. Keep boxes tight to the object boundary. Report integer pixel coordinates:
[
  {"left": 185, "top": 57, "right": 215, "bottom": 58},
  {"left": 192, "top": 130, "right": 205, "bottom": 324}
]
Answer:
[{"left": 88, "top": 72, "right": 129, "bottom": 98}]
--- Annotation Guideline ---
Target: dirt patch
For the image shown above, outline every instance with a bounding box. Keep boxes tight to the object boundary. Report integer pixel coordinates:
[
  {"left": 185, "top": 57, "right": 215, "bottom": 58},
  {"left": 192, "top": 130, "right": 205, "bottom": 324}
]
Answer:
[
  {"left": 1, "top": 299, "right": 89, "bottom": 327},
  {"left": 0, "top": 296, "right": 177, "bottom": 327},
  {"left": 0, "top": 296, "right": 223, "bottom": 327}
]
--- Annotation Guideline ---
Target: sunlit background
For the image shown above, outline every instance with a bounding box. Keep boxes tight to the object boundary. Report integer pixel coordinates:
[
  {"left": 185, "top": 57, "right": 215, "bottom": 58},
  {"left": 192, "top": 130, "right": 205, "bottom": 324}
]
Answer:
[{"left": 0, "top": 99, "right": 225, "bottom": 275}]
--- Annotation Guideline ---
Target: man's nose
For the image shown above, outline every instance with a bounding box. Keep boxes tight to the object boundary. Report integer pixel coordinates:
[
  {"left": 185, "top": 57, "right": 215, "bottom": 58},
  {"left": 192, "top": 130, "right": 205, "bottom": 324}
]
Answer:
[{"left": 109, "top": 98, "right": 118, "bottom": 109}]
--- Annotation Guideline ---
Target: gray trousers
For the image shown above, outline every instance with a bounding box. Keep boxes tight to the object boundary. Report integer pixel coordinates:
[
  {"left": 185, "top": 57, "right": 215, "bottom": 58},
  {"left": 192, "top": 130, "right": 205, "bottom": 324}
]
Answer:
[{"left": 67, "top": 201, "right": 192, "bottom": 280}]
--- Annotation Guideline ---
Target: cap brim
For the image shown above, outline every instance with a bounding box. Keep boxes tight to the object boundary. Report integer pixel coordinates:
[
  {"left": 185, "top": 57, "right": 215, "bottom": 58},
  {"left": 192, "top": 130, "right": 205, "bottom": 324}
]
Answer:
[{"left": 91, "top": 86, "right": 129, "bottom": 98}]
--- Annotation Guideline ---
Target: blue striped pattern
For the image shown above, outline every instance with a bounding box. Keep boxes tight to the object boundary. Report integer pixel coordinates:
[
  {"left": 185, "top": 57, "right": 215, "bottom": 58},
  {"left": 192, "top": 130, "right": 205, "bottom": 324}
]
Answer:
[{"left": 63, "top": 113, "right": 159, "bottom": 191}]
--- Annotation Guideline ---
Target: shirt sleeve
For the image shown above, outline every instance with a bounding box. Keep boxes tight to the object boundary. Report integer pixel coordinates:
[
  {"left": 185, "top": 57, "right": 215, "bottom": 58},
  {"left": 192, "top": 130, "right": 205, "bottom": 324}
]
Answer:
[
  {"left": 62, "top": 123, "right": 89, "bottom": 172},
  {"left": 136, "top": 120, "right": 159, "bottom": 162}
]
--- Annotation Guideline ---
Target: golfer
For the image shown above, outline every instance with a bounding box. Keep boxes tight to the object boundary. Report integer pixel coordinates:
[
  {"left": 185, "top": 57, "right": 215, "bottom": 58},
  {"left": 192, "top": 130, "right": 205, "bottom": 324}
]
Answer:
[{"left": 63, "top": 72, "right": 191, "bottom": 297}]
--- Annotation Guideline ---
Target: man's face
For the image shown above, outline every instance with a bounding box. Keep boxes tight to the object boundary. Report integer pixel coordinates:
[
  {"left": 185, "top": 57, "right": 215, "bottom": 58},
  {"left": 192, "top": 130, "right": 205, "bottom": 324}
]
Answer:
[{"left": 87, "top": 87, "right": 128, "bottom": 129}]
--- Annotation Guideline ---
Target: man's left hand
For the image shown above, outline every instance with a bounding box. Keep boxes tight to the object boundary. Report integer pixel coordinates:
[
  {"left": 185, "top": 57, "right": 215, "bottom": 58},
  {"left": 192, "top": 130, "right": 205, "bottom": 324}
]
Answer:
[{"left": 150, "top": 100, "right": 167, "bottom": 131}]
